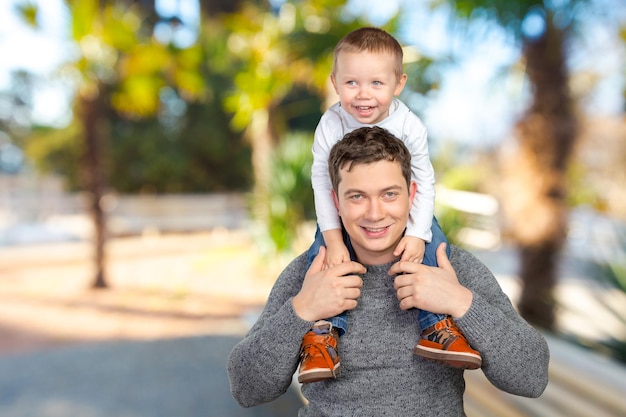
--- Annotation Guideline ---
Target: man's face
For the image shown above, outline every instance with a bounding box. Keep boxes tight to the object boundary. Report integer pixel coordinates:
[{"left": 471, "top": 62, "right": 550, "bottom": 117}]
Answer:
[{"left": 332, "top": 159, "right": 416, "bottom": 265}]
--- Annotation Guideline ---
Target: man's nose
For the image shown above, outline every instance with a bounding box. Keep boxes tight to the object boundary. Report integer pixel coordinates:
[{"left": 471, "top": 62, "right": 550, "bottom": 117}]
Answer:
[{"left": 365, "top": 199, "right": 383, "bottom": 220}]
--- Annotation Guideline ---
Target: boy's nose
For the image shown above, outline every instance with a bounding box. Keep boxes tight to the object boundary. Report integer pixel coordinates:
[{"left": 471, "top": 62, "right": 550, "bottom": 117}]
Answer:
[{"left": 356, "top": 86, "right": 370, "bottom": 99}]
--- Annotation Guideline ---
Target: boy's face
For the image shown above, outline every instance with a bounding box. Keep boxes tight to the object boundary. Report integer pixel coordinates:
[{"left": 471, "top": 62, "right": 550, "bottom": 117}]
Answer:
[
  {"left": 331, "top": 51, "right": 407, "bottom": 125},
  {"left": 332, "top": 159, "right": 416, "bottom": 265}
]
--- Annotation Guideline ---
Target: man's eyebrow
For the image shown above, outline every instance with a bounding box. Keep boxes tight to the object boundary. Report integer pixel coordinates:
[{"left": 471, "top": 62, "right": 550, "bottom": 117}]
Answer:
[
  {"left": 342, "top": 188, "right": 363, "bottom": 197},
  {"left": 342, "top": 185, "right": 403, "bottom": 197}
]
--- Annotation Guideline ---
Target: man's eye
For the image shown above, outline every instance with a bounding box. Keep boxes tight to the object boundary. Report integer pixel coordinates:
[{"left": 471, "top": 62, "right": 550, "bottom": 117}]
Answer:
[
  {"left": 349, "top": 194, "right": 363, "bottom": 200},
  {"left": 384, "top": 192, "right": 398, "bottom": 199}
]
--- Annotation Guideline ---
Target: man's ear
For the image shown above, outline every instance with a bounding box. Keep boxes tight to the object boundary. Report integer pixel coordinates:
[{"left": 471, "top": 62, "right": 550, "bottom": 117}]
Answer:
[
  {"left": 332, "top": 189, "right": 340, "bottom": 213},
  {"left": 408, "top": 181, "right": 417, "bottom": 207}
]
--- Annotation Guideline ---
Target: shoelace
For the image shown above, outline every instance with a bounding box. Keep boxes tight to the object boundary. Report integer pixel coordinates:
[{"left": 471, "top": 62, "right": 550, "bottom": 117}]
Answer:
[{"left": 427, "top": 324, "right": 462, "bottom": 344}]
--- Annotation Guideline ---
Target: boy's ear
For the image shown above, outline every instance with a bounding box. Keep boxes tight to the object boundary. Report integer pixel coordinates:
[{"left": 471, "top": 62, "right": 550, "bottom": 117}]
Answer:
[
  {"left": 394, "top": 73, "right": 408, "bottom": 96},
  {"left": 330, "top": 73, "right": 339, "bottom": 95}
]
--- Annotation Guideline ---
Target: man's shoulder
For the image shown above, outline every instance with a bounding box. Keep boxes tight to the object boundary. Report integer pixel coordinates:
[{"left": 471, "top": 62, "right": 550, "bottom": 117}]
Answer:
[
  {"left": 280, "top": 252, "right": 309, "bottom": 277},
  {"left": 448, "top": 245, "right": 494, "bottom": 283},
  {"left": 449, "top": 245, "right": 485, "bottom": 267}
]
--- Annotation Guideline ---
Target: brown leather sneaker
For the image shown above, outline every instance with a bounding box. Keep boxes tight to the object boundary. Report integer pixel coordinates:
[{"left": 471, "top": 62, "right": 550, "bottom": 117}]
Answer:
[
  {"left": 297, "top": 321, "right": 340, "bottom": 383},
  {"left": 414, "top": 317, "right": 482, "bottom": 370}
]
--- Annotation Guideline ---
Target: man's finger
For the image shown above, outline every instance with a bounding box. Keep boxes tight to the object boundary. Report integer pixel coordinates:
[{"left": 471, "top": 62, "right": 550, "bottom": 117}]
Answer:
[
  {"left": 387, "top": 260, "right": 420, "bottom": 276},
  {"left": 333, "top": 259, "right": 367, "bottom": 277}
]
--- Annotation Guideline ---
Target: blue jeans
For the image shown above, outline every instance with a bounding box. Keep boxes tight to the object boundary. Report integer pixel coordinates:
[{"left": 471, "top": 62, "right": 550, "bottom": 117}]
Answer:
[{"left": 305, "top": 217, "right": 450, "bottom": 336}]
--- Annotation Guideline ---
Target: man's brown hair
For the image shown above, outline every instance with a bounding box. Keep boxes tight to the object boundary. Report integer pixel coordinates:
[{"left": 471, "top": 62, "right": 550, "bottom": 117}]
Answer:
[{"left": 328, "top": 126, "right": 412, "bottom": 193}]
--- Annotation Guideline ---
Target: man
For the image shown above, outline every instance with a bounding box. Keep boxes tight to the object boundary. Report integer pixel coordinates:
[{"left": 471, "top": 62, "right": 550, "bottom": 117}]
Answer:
[{"left": 227, "top": 126, "right": 549, "bottom": 416}]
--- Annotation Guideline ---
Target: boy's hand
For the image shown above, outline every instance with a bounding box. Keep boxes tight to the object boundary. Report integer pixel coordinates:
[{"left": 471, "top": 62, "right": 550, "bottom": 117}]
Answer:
[
  {"left": 322, "top": 228, "right": 351, "bottom": 269},
  {"left": 393, "top": 236, "right": 425, "bottom": 264},
  {"left": 324, "top": 242, "right": 351, "bottom": 269}
]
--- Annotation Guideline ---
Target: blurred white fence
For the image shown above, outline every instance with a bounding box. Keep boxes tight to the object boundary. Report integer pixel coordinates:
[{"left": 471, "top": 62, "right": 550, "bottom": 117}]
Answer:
[
  {"left": 0, "top": 174, "right": 249, "bottom": 245},
  {"left": 436, "top": 186, "right": 502, "bottom": 250}
]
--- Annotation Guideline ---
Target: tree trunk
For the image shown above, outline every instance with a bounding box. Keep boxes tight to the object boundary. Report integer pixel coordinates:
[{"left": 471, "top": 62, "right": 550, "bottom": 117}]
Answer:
[
  {"left": 502, "top": 17, "right": 577, "bottom": 330},
  {"left": 248, "top": 108, "right": 275, "bottom": 223},
  {"left": 79, "top": 86, "right": 109, "bottom": 289}
]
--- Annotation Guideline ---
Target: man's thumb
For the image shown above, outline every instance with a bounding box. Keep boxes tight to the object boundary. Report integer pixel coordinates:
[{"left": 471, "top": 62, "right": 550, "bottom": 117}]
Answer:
[
  {"left": 436, "top": 243, "right": 452, "bottom": 271},
  {"left": 309, "top": 246, "right": 326, "bottom": 273}
]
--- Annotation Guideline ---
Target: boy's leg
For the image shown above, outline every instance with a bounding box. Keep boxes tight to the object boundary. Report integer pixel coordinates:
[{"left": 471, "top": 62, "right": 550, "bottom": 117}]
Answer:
[
  {"left": 422, "top": 216, "right": 450, "bottom": 267},
  {"left": 299, "top": 226, "right": 352, "bottom": 383},
  {"left": 413, "top": 217, "right": 482, "bottom": 370},
  {"left": 306, "top": 225, "right": 325, "bottom": 268}
]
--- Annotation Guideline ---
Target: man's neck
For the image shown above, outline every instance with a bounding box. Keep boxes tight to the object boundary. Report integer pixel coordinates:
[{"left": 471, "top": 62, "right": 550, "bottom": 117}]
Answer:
[{"left": 354, "top": 249, "right": 398, "bottom": 266}]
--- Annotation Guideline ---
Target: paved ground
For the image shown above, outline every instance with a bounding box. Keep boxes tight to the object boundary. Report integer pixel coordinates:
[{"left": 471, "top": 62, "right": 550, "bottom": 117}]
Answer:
[
  {"left": 0, "top": 335, "right": 303, "bottom": 417},
  {"left": 0, "top": 231, "right": 625, "bottom": 416},
  {"left": 0, "top": 231, "right": 306, "bottom": 416}
]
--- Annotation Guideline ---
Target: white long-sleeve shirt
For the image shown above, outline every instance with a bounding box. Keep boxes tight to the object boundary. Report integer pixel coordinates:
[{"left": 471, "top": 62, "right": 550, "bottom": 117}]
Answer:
[{"left": 312, "top": 99, "right": 435, "bottom": 242}]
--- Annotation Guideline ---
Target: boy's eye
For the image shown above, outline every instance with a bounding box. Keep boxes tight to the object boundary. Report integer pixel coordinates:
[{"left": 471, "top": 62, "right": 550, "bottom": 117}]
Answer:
[
  {"left": 347, "top": 81, "right": 357, "bottom": 86},
  {"left": 372, "top": 81, "right": 383, "bottom": 86}
]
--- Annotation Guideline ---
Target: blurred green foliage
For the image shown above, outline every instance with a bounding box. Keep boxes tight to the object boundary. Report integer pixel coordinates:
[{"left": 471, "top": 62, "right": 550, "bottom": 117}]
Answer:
[{"left": 253, "top": 132, "right": 315, "bottom": 255}]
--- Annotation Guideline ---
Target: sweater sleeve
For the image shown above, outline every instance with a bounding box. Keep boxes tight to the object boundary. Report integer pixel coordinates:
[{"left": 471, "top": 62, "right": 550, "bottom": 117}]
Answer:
[
  {"left": 227, "top": 254, "right": 314, "bottom": 407},
  {"left": 451, "top": 248, "right": 550, "bottom": 398}
]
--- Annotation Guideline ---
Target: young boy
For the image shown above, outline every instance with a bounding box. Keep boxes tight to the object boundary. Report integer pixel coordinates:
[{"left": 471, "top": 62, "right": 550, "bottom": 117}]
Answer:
[{"left": 298, "top": 27, "right": 482, "bottom": 383}]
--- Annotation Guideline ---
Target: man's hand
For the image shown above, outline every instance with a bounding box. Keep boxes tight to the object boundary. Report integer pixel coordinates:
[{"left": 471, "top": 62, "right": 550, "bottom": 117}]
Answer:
[
  {"left": 393, "top": 235, "right": 425, "bottom": 264},
  {"left": 293, "top": 246, "right": 366, "bottom": 322},
  {"left": 388, "top": 243, "right": 472, "bottom": 319}
]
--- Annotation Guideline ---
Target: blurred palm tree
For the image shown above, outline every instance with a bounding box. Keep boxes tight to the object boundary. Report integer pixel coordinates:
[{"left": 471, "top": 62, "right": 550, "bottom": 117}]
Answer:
[
  {"left": 438, "top": 0, "right": 622, "bottom": 329},
  {"left": 21, "top": 0, "right": 206, "bottom": 288}
]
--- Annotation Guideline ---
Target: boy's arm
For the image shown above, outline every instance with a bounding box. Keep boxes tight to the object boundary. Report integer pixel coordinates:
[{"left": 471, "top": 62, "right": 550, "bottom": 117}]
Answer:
[
  {"left": 312, "top": 112, "right": 343, "bottom": 233},
  {"left": 404, "top": 114, "right": 435, "bottom": 242}
]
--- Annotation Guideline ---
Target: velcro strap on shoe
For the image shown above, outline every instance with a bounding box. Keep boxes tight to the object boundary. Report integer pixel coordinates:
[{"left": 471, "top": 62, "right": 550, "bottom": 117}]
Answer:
[{"left": 300, "top": 342, "right": 338, "bottom": 377}]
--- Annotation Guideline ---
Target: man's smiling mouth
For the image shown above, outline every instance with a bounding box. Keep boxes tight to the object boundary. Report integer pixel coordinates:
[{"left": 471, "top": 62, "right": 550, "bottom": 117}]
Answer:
[{"left": 362, "top": 226, "right": 389, "bottom": 235}]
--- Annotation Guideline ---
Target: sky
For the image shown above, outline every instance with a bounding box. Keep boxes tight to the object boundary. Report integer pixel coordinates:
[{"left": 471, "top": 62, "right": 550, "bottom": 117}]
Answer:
[
  {"left": 1, "top": 0, "right": 625, "bottom": 148},
  {"left": 0, "top": 0, "right": 72, "bottom": 126}
]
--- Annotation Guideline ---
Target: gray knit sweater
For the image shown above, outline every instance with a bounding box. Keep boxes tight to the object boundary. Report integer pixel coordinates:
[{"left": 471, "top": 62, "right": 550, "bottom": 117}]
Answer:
[{"left": 227, "top": 246, "right": 550, "bottom": 416}]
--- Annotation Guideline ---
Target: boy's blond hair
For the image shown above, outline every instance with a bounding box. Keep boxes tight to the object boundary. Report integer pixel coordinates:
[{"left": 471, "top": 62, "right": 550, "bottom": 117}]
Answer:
[{"left": 332, "top": 27, "right": 404, "bottom": 81}]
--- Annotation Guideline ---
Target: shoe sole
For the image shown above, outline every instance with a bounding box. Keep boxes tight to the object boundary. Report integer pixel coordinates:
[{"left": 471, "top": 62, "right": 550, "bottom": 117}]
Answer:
[
  {"left": 413, "top": 345, "right": 482, "bottom": 370},
  {"left": 298, "top": 363, "right": 340, "bottom": 384}
]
